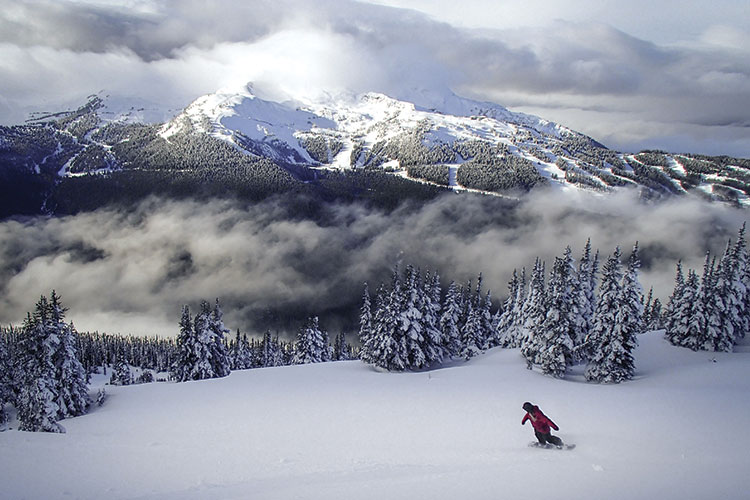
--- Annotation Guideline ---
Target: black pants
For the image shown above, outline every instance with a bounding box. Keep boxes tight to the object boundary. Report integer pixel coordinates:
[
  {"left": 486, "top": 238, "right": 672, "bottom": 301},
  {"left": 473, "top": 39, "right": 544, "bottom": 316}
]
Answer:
[{"left": 535, "top": 431, "right": 563, "bottom": 446}]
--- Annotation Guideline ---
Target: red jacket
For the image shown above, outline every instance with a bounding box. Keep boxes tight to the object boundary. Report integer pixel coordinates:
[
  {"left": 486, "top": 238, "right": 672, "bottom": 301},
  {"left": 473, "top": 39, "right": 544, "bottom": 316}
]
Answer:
[{"left": 522, "top": 406, "right": 559, "bottom": 434}]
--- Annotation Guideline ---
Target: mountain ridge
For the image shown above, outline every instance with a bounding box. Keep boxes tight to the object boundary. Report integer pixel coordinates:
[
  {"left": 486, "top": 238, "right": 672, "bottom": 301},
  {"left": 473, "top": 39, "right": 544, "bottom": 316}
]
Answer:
[{"left": 1, "top": 84, "right": 749, "bottom": 218}]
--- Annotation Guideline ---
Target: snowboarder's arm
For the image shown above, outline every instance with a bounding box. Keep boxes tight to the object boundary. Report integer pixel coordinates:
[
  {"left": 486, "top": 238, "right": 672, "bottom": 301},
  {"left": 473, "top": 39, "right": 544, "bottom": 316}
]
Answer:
[
  {"left": 521, "top": 414, "right": 529, "bottom": 425},
  {"left": 547, "top": 417, "right": 559, "bottom": 431}
]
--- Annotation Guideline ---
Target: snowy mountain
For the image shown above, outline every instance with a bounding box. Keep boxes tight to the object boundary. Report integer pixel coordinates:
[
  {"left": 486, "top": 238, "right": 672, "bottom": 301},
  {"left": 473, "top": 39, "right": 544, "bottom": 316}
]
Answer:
[
  {"left": 1, "top": 331, "right": 748, "bottom": 499},
  {"left": 2, "top": 84, "right": 750, "bottom": 218}
]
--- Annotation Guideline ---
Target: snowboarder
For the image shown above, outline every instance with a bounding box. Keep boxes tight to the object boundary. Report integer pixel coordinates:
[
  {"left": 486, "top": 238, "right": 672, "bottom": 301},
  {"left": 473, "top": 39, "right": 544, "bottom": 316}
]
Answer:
[{"left": 522, "top": 402, "right": 564, "bottom": 448}]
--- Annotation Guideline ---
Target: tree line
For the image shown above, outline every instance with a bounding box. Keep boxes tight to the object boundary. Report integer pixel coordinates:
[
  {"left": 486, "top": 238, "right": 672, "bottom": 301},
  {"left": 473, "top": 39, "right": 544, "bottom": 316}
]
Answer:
[
  {"left": 3, "top": 226, "right": 748, "bottom": 432},
  {"left": 358, "top": 227, "right": 749, "bottom": 381},
  {"left": 357, "top": 242, "right": 643, "bottom": 382}
]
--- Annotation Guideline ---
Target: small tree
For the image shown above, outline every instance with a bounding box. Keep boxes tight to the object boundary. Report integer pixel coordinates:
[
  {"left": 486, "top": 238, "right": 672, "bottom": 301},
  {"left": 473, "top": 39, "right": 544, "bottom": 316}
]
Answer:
[
  {"left": 110, "top": 351, "right": 133, "bottom": 386},
  {"left": 293, "top": 317, "right": 330, "bottom": 364}
]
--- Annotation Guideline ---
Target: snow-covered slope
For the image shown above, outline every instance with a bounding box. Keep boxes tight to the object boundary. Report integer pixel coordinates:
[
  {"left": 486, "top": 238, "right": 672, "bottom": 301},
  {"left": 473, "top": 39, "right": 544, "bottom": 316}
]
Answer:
[
  {"left": 1, "top": 331, "right": 748, "bottom": 500},
  {"left": 155, "top": 82, "right": 750, "bottom": 204},
  {"left": 159, "top": 83, "right": 581, "bottom": 178}
]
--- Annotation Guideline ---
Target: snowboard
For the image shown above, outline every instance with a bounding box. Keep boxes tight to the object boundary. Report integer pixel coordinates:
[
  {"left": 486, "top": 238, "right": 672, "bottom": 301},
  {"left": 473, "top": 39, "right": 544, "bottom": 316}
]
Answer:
[{"left": 528, "top": 441, "right": 576, "bottom": 450}]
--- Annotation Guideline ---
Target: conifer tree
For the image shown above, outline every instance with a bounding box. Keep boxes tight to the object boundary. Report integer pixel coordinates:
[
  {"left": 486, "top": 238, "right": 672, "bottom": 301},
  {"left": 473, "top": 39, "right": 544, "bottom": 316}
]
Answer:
[
  {"left": 585, "top": 247, "right": 623, "bottom": 381},
  {"left": 699, "top": 254, "right": 731, "bottom": 351},
  {"left": 373, "top": 268, "right": 411, "bottom": 371},
  {"left": 496, "top": 269, "right": 521, "bottom": 347},
  {"left": 293, "top": 316, "right": 330, "bottom": 364},
  {"left": 173, "top": 300, "right": 229, "bottom": 381},
  {"left": 643, "top": 287, "right": 654, "bottom": 331},
  {"left": 110, "top": 350, "right": 133, "bottom": 386},
  {"left": 229, "top": 330, "right": 253, "bottom": 370},
  {"left": 440, "top": 281, "right": 463, "bottom": 358},
  {"left": 586, "top": 244, "right": 642, "bottom": 383},
  {"left": 733, "top": 223, "right": 750, "bottom": 339},
  {"left": 670, "top": 271, "right": 700, "bottom": 349},
  {"left": 649, "top": 298, "right": 663, "bottom": 330},
  {"left": 399, "top": 265, "right": 427, "bottom": 369},
  {"left": 664, "top": 261, "right": 687, "bottom": 344},
  {"left": 333, "top": 332, "right": 351, "bottom": 361},
  {"left": 172, "top": 305, "right": 198, "bottom": 381},
  {"left": 520, "top": 259, "right": 547, "bottom": 365},
  {"left": 49, "top": 292, "right": 89, "bottom": 418},
  {"left": 504, "top": 267, "right": 528, "bottom": 348},
  {"left": 421, "top": 271, "right": 445, "bottom": 365},
  {"left": 683, "top": 258, "right": 711, "bottom": 350},
  {"left": 208, "top": 300, "right": 231, "bottom": 378},
  {"left": 0, "top": 335, "right": 10, "bottom": 427},
  {"left": 537, "top": 252, "right": 577, "bottom": 377},
  {"left": 460, "top": 301, "right": 483, "bottom": 360},
  {"left": 718, "top": 232, "right": 747, "bottom": 345},
  {"left": 16, "top": 298, "right": 64, "bottom": 433},
  {"left": 479, "top": 289, "right": 495, "bottom": 349},
  {"left": 358, "top": 283, "right": 373, "bottom": 363},
  {"left": 577, "top": 240, "right": 598, "bottom": 335}
]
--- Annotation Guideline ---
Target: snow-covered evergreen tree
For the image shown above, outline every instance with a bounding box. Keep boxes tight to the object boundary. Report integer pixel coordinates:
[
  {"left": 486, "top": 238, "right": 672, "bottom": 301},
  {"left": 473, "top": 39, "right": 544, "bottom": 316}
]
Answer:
[
  {"left": 172, "top": 305, "right": 198, "bottom": 381},
  {"left": 421, "top": 271, "right": 445, "bottom": 365},
  {"left": 669, "top": 270, "right": 700, "bottom": 349},
  {"left": 370, "top": 269, "right": 409, "bottom": 371},
  {"left": 664, "top": 261, "right": 687, "bottom": 344},
  {"left": 584, "top": 247, "right": 623, "bottom": 379},
  {"left": 229, "top": 330, "right": 252, "bottom": 370},
  {"left": 573, "top": 238, "right": 599, "bottom": 361},
  {"left": 649, "top": 298, "right": 663, "bottom": 330},
  {"left": 643, "top": 288, "right": 664, "bottom": 331},
  {"left": 173, "top": 300, "right": 230, "bottom": 381},
  {"left": 536, "top": 252, "right": 577, "bottom": 377},
  {"left": 496, "top": 269, "right": 521, "bottom": 347},
  {"left": 479, "top": 289, "right": 495, "bottom": 349},
  {"left": 729, "top": 225, "right": 748, "bottom": 341},
  {"left": 358, "top": 283, "right": 373, "bottom": 364},
  {"left": 520, "top": 259, "right": 547, "bottom": 365},
  {"left": 683, "top": 260, "right": 711, "bottom": 351},
  {"left": 699, "top": 254, "right": 731, "bottom": 352},
  {"left": 110, "top": 351, "right": 133, "bottom": 386},
  {"left": 586, "top": 244, "right": 642, "bottom": 383},
  {"left": 293, "top": 317, "right": 330, "bottom": 364},
  {"left": 714, "top": 234, "right": 747, "bottom": 347},
  {"left": 460, "top": 301, "right": 483, "bottom": 360},
  {"left": 398, "top": 266, "right": 427, "bottom": 369},
  {"left": 333, "top": 332, "right": 351, "bottom": 361},
  {"left": 15, "top": 297, "right": 64, "bottom": 433},
  {"left": 208, "top": 300, "right": 231, "bottom": 378},
  {"left": 0, "top": 334, "right": 10, "bottom": 427},
  {"left": 49, "top": 292, "right": 89, "bottom": 418},
  {"left": 440, "top": 281, "right": 463, "bottom": 358}
]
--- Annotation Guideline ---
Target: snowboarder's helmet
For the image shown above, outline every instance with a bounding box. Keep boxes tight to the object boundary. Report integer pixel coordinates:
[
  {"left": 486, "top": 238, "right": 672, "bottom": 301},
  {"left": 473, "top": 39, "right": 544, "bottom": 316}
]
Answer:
[{"left": 523, "top": 402, "right": 534, "bottom": 412}]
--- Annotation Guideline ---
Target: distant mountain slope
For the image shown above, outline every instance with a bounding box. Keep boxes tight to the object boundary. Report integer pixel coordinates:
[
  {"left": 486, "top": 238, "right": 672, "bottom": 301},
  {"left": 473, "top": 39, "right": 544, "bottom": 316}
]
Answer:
[{"left": 2, "top": 86, "right": 749, "bottom": 217}]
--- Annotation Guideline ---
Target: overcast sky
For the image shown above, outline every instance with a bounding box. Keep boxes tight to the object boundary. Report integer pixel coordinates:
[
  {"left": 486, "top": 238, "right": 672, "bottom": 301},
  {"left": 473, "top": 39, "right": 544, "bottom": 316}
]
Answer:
[{"left": 1, "top": 0, "right": 748, "bottom": 155}]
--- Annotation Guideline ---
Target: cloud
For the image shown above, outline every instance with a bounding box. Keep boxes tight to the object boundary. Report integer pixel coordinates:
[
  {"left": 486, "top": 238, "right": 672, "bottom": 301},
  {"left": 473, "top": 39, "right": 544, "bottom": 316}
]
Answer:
[
  {"left": 0, "top": 191, "right": 745, "bottom": 339},
  {"left": 0, "top": 0, "right": 748, "bottom": 155}
]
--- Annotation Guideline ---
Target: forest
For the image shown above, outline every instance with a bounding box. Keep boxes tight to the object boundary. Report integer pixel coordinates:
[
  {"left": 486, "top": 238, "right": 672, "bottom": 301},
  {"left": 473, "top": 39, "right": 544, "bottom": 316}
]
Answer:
[{"left": 2, "top": 224, "right": 747, "bottom": 432}]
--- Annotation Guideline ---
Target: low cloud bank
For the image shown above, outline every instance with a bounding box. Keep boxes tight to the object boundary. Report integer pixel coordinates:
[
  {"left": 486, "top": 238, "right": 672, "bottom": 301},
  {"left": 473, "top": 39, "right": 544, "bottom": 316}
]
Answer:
[{"left": 0, "top": 190, "right": 745, "bottom": 338}]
